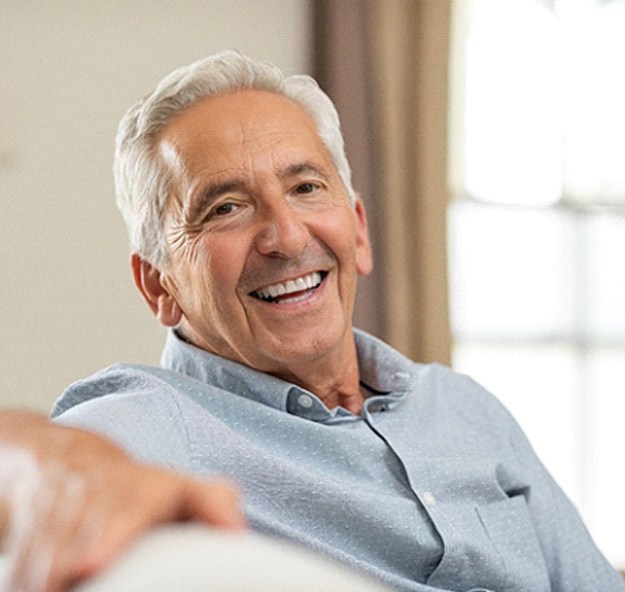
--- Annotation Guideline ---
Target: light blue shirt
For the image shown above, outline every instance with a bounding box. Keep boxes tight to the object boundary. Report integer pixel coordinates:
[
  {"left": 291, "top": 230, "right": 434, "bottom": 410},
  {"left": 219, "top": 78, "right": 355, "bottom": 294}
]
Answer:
[{"left": 51, "top": 330, "right": 624, "bottom": 592}]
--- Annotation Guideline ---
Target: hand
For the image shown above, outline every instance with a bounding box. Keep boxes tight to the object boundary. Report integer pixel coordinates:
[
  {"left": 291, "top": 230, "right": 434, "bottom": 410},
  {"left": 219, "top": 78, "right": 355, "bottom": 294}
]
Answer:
[{"left": 0, "top": 410, "right": 245, "bottom": 592}]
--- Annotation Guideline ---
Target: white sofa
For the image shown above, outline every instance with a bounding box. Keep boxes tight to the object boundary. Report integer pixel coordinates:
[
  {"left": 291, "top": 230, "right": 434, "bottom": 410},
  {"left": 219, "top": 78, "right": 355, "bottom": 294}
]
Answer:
[{"left": 0, "top": 525, "right": 390, "bottom": 591}]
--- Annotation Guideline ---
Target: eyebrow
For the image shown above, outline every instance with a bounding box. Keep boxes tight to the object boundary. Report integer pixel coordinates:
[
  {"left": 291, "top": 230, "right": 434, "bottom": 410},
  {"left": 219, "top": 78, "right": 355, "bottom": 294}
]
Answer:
[
  {"left": 186, "top": 180, "right": 245, "bottom": 223},
  {"left": 282, "top": 162, "right": 330, "bottom": 181}
]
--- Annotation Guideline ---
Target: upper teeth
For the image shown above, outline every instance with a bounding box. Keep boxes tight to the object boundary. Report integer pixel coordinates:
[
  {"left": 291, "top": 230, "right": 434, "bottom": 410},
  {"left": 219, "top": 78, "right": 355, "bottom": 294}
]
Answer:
[{"left": 254, "top": 272, "right": 322, "bottom": 300}]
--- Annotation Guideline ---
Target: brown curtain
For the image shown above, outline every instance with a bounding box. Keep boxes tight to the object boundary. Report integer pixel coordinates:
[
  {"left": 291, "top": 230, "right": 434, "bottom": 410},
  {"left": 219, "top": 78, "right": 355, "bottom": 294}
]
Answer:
[{"left": 313, "top": 0, "right": 452, "bottom": 365}]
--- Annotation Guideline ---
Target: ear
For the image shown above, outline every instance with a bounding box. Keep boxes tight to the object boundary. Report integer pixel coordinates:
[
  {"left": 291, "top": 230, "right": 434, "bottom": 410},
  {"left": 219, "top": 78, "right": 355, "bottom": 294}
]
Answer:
[
  {"left": 354, "top": 198, "right": 373, "bottom": 276},
  {"left": 131, "top": 253, "right": 183, "bottom": 327}
]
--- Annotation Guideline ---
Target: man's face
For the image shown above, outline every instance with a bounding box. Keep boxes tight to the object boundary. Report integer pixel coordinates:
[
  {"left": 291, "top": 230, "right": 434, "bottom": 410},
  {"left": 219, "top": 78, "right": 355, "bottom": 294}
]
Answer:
[{"left": 152, "top": 90, "right": 372, "bottom": 378}]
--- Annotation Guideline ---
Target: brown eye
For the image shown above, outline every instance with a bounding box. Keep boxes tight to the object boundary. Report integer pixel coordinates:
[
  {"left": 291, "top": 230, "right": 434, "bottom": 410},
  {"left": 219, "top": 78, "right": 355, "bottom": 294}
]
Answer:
[
  {"left": 213, "top": 202, "right": 238, "bottom": 216},
  {"left": 295, "top": 182, "right": 317, "bottom": 194}
]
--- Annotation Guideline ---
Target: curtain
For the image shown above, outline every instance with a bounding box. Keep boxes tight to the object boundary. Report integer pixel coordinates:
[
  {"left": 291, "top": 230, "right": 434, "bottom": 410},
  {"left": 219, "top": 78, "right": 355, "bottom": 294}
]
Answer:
[{"left": 313, "top": 0, "right": 452, "bottom": 365}]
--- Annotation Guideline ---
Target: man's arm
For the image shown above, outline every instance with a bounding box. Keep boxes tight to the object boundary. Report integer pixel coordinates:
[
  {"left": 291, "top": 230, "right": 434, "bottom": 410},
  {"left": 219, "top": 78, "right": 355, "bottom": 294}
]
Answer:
[{"left": 0, "top": 409, "right": 245, "bottom": 592}]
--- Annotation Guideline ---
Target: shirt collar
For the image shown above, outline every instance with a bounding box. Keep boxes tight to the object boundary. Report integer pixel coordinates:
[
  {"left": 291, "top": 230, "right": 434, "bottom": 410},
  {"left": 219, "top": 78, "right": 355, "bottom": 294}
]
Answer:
[{"left": 160, "top": 328, "right": 418, "bottom": 420}]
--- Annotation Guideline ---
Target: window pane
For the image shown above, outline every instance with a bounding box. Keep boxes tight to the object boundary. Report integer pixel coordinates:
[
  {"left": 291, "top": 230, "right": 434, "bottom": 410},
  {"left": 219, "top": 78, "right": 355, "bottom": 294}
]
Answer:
[
  {"left": 561, "top": 1, "right": 625, "bottom": 204},
  {"left": 461, "top": 0, "right": 562, "bottom": 205},
  {"left": 587, "top": 212, "right": 625, "bottom": 339},
  {"left": 457, "top": 0, "right": 625, "bottom": 206},
  {"left": 449, "top": 202, "right": 576, "bottom": 339}
]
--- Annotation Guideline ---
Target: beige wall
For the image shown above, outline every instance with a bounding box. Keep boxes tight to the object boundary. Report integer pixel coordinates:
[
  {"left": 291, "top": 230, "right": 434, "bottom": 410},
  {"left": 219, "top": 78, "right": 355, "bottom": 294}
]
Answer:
[{"left": 0, "top": 1, "right": 311, "bottom": 412}]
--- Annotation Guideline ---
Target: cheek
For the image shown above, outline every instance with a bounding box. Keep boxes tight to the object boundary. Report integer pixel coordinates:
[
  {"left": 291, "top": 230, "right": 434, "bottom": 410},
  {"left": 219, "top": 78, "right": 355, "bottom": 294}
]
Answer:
[
  {"left": 199, "top": 236, "right": 249, "bottom": 295},
  {"left": 317, "top": 210, "right": 359, "bottom": 263}
]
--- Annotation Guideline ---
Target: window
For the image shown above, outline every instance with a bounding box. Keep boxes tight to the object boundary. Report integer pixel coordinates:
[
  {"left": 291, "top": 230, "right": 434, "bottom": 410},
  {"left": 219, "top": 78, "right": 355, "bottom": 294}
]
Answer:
[{"left": 449, "top": 0, "right": 625, "bottom": 567}]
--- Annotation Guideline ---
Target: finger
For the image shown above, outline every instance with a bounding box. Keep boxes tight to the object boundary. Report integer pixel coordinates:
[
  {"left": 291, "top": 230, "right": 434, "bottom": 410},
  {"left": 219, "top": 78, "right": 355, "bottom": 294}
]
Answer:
[
  {"left": 72, "top": 474, "right": 246, "bottom": 583},
  {"left": 12, "top": 468, "right": 92, "bottom": 592},
  {"left": 182, "top": 478, "right": 247, "bottom": 530},
  {"left": 45, "top": 485, "right": 105, "bottom": 592}
]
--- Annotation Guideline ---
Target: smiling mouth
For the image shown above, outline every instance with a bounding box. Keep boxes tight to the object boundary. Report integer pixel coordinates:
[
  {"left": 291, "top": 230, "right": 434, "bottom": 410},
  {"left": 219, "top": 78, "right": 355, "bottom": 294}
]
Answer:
[{"left": 251, "top": 271, "right": 326, "bottom": 304}]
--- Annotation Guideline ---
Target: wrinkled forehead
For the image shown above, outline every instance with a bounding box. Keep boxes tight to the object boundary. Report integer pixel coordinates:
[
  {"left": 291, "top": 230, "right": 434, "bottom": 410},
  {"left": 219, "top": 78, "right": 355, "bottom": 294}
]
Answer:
[
  {"left": 156, "top": 90, "right": 334, "bottom": 185},
  {"left": 160, "top": 91, "right": 321, "bottom": 154}
]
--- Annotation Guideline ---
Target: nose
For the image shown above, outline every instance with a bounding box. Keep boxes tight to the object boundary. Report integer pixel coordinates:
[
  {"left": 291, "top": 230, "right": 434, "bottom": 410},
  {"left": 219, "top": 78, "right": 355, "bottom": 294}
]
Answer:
[{"left": 254, "top": 198, "right": 310, "bottom": 258}]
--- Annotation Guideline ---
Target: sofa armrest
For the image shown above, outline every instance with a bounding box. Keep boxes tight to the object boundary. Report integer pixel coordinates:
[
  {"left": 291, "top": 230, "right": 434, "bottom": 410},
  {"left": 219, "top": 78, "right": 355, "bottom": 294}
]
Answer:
[{"left": 1, "top": 524, "right": 390, "bottom": 591}]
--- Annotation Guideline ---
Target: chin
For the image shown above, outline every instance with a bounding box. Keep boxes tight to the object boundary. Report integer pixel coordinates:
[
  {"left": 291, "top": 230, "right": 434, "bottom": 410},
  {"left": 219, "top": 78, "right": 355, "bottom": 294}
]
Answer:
[{"left": 264, "top": 327, "right": 347, "bottom": 364}]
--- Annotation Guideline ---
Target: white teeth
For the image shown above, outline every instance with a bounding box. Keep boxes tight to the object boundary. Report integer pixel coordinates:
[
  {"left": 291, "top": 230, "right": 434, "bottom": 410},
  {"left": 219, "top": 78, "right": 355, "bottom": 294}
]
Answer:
[{"left": 255, "top": 272, "right": 322, "bottom": 301}]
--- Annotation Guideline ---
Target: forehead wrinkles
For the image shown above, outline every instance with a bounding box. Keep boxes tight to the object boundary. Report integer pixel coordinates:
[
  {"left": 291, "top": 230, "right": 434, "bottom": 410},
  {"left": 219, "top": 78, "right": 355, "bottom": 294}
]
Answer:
[{"left": 167, "top": 130, "right": 329, "bottom": 194}]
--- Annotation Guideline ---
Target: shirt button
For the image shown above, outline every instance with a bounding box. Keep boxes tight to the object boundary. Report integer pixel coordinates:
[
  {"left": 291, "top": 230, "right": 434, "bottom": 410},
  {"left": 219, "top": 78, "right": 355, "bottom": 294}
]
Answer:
[
  {"left": 393, "top": 371, "right": 410, "bottom": 383},
  {"left": 423, "top": 491, "right": 436, "bottom": 507},
  {"left": 297, "top": 394, "right": 313, "bottom": 408}
]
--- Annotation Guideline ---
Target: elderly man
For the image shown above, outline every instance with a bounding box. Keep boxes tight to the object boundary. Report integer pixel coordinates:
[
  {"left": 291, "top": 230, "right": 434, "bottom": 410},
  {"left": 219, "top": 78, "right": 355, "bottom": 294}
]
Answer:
[{"left": 2, "top": 51, "right": 623, "bottom": 592}]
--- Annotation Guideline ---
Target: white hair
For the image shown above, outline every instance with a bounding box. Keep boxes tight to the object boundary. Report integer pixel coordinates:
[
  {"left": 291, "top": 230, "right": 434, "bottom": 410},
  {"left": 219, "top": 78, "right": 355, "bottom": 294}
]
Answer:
[{"left": 114, "top": 50, "right": 355, "bottom": 267}]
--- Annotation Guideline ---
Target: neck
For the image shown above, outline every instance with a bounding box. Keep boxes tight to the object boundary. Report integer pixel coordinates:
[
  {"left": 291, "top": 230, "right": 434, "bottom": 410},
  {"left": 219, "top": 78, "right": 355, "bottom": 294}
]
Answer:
[
  {"left": 269, "top": 335, "right": 364, "bottom": 415},
  {"left": 177, "top": 327, "right": 365, "bottom": 414}
]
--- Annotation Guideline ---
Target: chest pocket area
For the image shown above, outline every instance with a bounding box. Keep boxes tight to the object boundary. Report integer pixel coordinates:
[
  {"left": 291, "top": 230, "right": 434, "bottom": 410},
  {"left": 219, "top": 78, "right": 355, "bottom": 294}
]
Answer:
[{"left": 476, "top": 495, "right": 551, "bottom": 592}]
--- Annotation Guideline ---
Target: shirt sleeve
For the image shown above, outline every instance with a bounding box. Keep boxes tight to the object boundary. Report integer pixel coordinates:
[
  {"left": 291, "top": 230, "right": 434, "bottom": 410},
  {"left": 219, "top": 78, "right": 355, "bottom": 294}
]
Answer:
[{"left": 51, "top": 365, "right": 194, "bottom": 473}]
